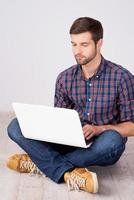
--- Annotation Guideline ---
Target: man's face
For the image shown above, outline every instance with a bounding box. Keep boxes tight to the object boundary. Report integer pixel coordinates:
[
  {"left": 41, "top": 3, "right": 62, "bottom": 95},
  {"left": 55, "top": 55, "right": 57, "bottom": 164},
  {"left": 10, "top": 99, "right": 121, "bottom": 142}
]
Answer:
[{"left": 70, "top": 32, "right": 102, "bottom": 65}]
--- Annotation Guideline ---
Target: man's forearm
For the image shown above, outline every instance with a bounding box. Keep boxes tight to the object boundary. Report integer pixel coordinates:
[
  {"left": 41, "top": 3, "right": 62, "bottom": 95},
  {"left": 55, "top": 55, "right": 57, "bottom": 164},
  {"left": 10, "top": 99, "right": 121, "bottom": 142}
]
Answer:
[{"left": 100, "top": 121, "right": 134, "bottom": 137}]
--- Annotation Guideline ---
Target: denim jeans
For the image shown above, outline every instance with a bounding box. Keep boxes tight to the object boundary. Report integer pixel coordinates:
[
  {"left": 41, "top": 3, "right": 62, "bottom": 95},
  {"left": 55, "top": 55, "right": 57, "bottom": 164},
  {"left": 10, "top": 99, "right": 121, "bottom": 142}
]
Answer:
[{"left": 7, "top": 118, "right": 127, "bottom": 183}]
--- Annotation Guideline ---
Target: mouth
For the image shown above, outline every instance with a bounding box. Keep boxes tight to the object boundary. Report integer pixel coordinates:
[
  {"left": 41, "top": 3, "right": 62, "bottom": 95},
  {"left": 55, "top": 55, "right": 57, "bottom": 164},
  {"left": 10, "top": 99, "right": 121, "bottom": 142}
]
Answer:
[{"left": 75, "top": 56, "right": 84, "bottom": 60}]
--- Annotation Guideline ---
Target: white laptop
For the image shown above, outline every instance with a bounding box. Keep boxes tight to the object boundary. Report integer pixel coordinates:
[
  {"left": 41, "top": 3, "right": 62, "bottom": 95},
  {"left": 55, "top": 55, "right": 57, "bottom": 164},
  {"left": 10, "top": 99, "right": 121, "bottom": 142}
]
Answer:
[{"left": 12, "top": 102, "right": 93, "bottom": 148}]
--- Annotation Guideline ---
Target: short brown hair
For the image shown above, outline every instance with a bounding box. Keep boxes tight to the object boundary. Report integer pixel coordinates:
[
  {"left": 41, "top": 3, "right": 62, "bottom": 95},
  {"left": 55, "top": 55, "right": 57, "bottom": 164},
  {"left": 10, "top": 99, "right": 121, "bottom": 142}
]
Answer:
[{"left": 69, "top": 17, "right": 103, "bottom": 43}]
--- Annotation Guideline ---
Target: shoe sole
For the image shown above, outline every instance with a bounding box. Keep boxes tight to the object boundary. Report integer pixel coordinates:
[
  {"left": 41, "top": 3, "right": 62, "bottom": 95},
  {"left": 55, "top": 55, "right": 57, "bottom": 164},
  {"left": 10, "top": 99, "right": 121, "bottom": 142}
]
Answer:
[{"left": 90, "top": 172, "right": 98, "bottom": 193}]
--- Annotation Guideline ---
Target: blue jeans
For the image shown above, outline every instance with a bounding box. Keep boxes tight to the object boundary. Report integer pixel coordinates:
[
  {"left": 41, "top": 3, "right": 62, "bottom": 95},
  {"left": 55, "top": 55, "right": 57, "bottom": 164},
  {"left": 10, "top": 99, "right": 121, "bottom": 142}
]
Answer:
[{"left": 7, "top": 118, "right": 127, "bottom": 183}]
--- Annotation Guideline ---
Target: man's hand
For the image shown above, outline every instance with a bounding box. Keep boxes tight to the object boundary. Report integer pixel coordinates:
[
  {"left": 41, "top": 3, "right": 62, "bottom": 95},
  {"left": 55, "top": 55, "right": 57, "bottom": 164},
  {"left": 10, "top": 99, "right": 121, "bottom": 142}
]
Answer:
[
  {"left": 82, "top": 121, "right": 134, "bottom": 139},
  {"left": 82, "top": 124, "right": 104, "bottom": 140}
]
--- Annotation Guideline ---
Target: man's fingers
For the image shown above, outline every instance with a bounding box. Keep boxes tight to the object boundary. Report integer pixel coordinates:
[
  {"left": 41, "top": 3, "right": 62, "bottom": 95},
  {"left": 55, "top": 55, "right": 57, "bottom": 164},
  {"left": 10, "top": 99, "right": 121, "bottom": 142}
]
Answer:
[
  {"left": 86, "top": 132, "right": 94, "bottom": 140},
  {"left": 82, "top": 126, "right": 91, "bottom": 133},
  {"left": 83, "top": 129, "right": 90, "bottom": 135},
  {"left": 82, "top": 125, "right": 91, "bottom": 131},
  {"left": 84, "top": 130, "right": 93, "bottom": 138},
  {"left": 84, "top": 131, "right": 89, "bottom": 138},
  {"left": 82, "top": 126, "right": 88, "bottom": 132},
  {"left": 83, "top": 130, "right": 90, "bottom": 136}
]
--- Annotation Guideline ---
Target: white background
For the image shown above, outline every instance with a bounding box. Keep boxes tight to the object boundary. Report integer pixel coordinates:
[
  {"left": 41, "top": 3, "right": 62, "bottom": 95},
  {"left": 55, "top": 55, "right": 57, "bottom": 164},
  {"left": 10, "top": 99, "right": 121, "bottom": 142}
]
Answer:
[{"left": 0, "top": 0, "right": 134, "bottom": 111}]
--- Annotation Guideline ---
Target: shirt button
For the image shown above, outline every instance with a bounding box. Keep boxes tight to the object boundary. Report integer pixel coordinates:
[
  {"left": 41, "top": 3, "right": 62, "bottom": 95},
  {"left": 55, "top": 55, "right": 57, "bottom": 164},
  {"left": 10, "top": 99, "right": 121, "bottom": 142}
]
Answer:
[
  {"left": 88, "top": 98, "right": 91, "bottom": 101},
  {"left": 89, "top": 83, "right": 92, "bottom": 86},
  {"left": 96, "top": 75, "right": 99, "bottom": 78}
]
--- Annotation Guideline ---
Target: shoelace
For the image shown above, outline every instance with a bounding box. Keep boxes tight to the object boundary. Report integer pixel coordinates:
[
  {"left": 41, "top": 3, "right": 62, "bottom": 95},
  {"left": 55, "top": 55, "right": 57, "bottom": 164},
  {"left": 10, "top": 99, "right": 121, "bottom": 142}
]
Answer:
[
  {"left": 67, "top": 174, "right": 86, "bottom": 191},
  {"left": 20, "top": 160, "right": 43, "bottom": 176}
]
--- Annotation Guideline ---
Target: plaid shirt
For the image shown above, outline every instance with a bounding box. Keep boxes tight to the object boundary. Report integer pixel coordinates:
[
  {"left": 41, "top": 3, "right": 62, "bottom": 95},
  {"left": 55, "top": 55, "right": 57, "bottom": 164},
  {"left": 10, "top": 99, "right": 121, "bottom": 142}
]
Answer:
[{"left": 54, "top": 56, "right": 134, "bottom": 126}]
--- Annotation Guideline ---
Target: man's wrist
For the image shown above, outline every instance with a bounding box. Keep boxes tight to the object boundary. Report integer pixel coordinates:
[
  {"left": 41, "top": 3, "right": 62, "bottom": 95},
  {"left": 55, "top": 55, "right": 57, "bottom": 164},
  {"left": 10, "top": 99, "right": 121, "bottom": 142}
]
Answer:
[{"left": 98, "top": 124, "right": 112, "bottom": 134}]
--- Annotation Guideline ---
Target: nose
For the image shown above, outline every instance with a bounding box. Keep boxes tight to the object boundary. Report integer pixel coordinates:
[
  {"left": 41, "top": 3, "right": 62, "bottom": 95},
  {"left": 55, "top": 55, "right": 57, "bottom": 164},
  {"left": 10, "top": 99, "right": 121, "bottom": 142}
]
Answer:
[{"left": 73, "top": 46, "right": 82, "bottom": 55}]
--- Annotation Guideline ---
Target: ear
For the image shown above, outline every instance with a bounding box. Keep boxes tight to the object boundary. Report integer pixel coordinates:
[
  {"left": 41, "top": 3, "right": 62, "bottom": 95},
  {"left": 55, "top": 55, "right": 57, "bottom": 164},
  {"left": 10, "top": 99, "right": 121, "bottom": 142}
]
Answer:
[{"left": 97, "top": 39, "right": 103, "bottom": 51}]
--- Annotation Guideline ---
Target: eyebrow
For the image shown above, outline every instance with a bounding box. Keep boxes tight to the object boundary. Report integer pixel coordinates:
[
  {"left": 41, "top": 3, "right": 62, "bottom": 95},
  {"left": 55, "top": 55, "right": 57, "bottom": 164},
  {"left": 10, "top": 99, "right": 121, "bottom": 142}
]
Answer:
[{"left": 71, "top": 41, "right": 89, "bottom": 44}]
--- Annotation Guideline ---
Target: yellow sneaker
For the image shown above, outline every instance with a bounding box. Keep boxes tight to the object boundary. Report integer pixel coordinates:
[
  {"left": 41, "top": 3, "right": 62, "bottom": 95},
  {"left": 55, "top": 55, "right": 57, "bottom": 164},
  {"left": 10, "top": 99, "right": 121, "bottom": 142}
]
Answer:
[
  {"left": 6, "top": 154, "right": 42, "bottom": 175},
  {"left": 64, "top": 168, "right": 98, "bottom": 193}
]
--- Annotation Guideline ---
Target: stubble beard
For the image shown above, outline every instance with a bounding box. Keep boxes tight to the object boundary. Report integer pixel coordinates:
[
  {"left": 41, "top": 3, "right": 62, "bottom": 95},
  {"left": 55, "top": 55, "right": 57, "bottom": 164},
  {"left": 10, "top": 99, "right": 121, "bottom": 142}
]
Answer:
[{"left": 75, "top": 47, "right": 98, "bottom": 66}]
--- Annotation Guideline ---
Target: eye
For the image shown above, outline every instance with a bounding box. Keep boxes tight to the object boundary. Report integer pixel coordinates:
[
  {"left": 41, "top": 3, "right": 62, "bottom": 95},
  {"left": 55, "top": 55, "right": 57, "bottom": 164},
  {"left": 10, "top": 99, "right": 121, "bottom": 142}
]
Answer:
[
  {"left": 82, "top": 43, "right": 88, "bottom": 47},
  {"left": 72, "top": 43, "right": 76, "bottom": 47}
]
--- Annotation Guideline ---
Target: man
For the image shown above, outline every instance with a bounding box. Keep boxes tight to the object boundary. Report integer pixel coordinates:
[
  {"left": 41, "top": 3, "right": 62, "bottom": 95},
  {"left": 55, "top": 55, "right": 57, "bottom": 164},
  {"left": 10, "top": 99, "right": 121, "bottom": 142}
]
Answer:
[{"left": 7, "top": 17, "right": 134, "bottom": 193}]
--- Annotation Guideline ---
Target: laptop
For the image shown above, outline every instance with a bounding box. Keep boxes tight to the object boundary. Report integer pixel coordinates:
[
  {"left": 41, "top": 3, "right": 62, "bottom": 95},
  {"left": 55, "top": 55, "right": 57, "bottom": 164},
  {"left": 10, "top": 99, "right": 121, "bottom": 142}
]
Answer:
[{"left": 12, "top": 102, "right": 93, "bottom": 148}]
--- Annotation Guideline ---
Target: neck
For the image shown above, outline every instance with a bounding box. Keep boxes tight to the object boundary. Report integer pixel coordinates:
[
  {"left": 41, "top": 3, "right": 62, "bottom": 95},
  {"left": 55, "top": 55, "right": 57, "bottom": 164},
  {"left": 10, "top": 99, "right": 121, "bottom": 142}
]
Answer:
[{"left": 81, "top": 53, "right": 102, "bottom": 79}]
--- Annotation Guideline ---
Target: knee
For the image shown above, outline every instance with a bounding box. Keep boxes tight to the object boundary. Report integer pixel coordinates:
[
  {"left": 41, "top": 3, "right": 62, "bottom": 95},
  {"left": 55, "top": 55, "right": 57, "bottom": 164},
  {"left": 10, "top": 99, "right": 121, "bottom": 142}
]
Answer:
[
  {"left": 93, "top": 130, "right": 127, "bottom": 166},
  {"left": 95, "top": 130, "right": 127, "bottom": 155},
  {"left": 105, "top": 130, "right": 127, "bottom": 150},
  {"left": 101, "top": 144, "right": 125, "bottom": 166},
  {"left": 7, "top": 118, "right": 22, "bottom": 141}
]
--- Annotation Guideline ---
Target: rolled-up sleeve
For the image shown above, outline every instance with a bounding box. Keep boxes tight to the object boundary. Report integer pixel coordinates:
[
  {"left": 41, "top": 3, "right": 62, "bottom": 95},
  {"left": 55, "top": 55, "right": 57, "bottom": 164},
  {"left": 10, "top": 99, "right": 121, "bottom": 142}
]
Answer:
[
  {"left": 117, "top": 71, "right": 134, "bottom": 123},
  {"left": 54, "top": 73, "right": 75, "bottom": 109}
]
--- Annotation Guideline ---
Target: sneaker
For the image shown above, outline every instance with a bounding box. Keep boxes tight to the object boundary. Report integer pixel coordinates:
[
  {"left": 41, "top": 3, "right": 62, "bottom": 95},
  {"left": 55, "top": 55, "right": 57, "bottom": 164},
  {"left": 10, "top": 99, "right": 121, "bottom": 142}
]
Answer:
[
  {"left": 64, "top": 168, "right": 98, "bottom": 193},
  {"left": 6, "top": 154, "right": 42, "bottom": 175}
]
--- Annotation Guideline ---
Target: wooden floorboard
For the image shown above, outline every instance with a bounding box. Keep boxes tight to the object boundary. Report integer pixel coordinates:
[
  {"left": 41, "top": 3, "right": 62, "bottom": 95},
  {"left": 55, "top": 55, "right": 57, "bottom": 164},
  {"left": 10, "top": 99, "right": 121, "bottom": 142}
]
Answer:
[{"left": 0, "top": 112, "right": 134, "bottom": 200}]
